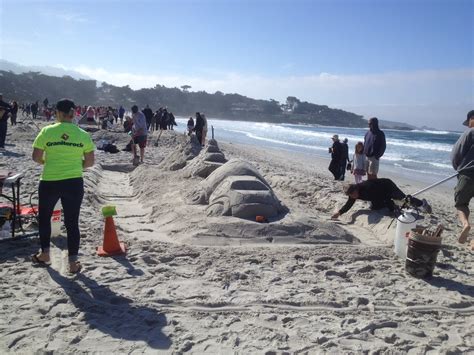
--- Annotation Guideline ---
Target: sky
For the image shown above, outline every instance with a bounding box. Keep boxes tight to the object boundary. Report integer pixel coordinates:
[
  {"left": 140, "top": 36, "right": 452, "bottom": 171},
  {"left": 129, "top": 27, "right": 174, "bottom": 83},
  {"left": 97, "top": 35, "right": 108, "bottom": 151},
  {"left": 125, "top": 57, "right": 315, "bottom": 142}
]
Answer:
[{"left": 0, "top": 0, "right": 473, "bottom": 130}]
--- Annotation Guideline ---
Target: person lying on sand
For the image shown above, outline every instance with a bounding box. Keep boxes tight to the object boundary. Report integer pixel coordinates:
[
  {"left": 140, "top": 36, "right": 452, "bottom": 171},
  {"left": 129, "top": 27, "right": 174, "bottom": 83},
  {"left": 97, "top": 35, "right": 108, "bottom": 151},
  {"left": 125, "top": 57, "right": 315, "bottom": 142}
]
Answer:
[
  {"left": 331, "top": 178, "right": 431, "bottom": 219},
  {"left": 451, "top": 110, "right": 474, "bottom": 246},
  {"left": 31, "top": 98, "right": 95, "bottom": 274}
]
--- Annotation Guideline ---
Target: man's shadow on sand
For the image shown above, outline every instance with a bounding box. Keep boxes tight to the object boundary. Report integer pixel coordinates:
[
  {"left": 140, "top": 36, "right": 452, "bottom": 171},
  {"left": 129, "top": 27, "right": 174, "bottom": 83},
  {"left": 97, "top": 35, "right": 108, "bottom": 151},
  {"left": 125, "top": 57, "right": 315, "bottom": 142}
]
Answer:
[{"left": 47, "top": 268, "right": 171, "bottom": 350}]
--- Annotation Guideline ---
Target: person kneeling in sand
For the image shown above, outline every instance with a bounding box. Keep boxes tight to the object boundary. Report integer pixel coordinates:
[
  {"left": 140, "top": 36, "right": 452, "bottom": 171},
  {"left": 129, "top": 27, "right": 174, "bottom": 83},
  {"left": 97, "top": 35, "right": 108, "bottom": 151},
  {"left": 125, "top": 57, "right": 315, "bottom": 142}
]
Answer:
[
  {"left": 451, "top": 110, "right": 474, "bottom": 246},
  {"left": 331, "top": 178, "right": 431, "bottom": 219},
  {"left": 31, "top": 99, "right": 95, "bottom": 274}
]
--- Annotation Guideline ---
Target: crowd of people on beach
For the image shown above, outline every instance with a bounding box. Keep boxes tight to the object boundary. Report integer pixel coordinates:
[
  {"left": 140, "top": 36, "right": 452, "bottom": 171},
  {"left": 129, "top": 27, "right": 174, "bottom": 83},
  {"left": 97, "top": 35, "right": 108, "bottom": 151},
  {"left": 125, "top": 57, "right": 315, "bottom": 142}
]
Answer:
[
  {"left": 0, "top": 94, "right": 473, "bottom": 272},
  {"left": 1, "top": 96, "right": 215, "bottom": 272},
  {"left": 329, "top": 114, "right": 474, "bottom": 250},
  {"left": 328, "top": 117, "right": 386, "bottom": 182}
]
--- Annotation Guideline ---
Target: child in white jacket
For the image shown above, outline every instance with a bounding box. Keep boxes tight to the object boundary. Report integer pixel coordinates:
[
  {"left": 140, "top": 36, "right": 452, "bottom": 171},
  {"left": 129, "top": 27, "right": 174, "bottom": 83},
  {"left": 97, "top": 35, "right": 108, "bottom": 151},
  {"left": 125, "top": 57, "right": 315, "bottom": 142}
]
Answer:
[{"left": 351, "top": 141, "right": 367, "bottom": 184}]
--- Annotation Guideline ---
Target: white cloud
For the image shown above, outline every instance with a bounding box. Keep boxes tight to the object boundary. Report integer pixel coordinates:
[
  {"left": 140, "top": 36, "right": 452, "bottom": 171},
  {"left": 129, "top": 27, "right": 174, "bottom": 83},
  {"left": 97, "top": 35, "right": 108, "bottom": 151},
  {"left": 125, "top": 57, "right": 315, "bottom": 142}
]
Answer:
[
  {"left": 41, "top": 10, "right": 89, "bottom": 24},
  {"left": 61, "top": 65, "right": 473, "bottom": 130}
]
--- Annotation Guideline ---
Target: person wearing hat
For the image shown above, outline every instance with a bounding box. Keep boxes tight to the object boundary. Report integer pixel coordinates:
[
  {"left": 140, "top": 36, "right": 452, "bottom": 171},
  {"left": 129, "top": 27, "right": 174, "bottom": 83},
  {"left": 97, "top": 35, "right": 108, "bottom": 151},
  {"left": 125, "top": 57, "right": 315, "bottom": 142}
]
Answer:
[
  {"left": 451, "top": 110, "right": 474, "bottom": 247},
  {"left": 31, "top": 98, "right": 96, "bottom": 273},
  {"left": 328, "top": 134, "right": 343, "bottom": 180}
]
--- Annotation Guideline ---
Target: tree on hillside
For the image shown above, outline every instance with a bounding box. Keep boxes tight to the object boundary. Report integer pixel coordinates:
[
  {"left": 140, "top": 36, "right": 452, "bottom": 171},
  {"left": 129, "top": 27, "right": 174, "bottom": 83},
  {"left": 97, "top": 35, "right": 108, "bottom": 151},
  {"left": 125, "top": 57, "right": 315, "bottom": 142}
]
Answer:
[
  {"left": 286, "top": 96, "right": 300, "bottom": 111},
  {"left": 181, "top": 85, "right": 191, "bottom": 92}
]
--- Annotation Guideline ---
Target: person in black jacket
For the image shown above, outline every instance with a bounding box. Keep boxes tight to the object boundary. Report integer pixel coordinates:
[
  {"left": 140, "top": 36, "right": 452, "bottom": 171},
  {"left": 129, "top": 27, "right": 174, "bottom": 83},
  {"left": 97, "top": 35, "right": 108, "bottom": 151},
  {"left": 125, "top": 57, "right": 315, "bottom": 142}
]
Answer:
[
  {"left": 10, "top": 101, "right": 18, "bottom": 126},
  {"left": 142, "top": 105, "right": 153, "bottom": 130},
  {"left": 328, "top": 134, "right": 343, "bottom": 180},
  {"left": 0, "top": 94, "right": 12, "bottom": 150},
  {"left": 193, "top": 112, "right": 204, "bottom": 145},
  {"left": 339, "top": 138, "right": 350, "bottom": 181},
  {"left": 331, "top": 178, "right": 431, "bottom": 219},
  {"left": 364, "top": 117, "right": 386, "bottom": 180}
]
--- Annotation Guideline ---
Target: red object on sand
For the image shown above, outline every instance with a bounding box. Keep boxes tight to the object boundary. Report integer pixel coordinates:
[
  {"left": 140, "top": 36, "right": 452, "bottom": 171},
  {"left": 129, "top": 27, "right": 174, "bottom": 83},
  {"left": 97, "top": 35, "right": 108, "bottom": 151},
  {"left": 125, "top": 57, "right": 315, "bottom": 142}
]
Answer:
[{"left": 97, "top": 216, "right": 126, "bottom": 257}]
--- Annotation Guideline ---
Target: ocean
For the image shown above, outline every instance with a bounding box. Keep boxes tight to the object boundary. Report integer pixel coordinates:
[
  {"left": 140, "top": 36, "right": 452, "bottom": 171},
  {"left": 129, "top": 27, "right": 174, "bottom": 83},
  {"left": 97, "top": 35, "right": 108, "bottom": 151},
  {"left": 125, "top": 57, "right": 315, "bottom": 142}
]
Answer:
[{"left": 176, "top": 117, "right": 462, "bottom": 185}]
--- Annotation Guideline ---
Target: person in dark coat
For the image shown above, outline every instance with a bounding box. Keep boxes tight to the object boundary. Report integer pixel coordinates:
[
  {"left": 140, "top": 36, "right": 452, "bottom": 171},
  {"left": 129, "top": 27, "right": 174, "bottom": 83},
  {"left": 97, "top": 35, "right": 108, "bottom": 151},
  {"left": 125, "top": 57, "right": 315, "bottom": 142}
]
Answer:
[
  {"left": 363, "top": 117, "right": 386, "bottom": 180},
  {"left": 10, "top": 101, "right": 18, "bottom": 126},
  {"left": 339, "top": 138, "right": 350, "bottom": 181},
  {"left": 142, "top": 105, "right": 153, "bottom": 130},
  {"left": 193, "top": 112, "right": 204, "bottom": 145},
  {"left": 160, "top": 109, "right": 169, "bottom": 130},
  {"left": 331, "top": 178, "right": 431, "bottom": 219},
  {"left": 118, "top": 105, "right": 125, "bottom": 124},
  {"left": 328, "top": 134, "right": 342, "bottom": 180},
  {"left": 0, "top": 94, "right": 12, "bottom": 150},
  {"left": 168, "top": 112, "right": 177, "bottom": 130},
  {"left": 187, "top": 117, "right": 194, "bottom": 136},
  {"left": 31, "top": 101, "right": 39, "bottom": 119}
]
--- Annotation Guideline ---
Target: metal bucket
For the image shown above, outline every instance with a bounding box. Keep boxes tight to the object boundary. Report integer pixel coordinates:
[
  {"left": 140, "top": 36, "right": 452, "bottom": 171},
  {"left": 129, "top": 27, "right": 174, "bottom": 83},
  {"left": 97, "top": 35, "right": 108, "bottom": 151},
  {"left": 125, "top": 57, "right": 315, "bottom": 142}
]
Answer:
[{"left": 405, "top": 229, "right": 442, "bottom": 279}]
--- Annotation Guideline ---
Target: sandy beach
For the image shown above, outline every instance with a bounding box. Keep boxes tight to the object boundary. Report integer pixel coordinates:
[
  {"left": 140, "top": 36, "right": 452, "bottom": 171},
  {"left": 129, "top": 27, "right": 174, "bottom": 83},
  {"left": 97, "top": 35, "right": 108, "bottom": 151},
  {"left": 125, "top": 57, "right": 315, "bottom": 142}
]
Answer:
[{"left": 0, "top": 118, "right": 473, "bottom": 353}]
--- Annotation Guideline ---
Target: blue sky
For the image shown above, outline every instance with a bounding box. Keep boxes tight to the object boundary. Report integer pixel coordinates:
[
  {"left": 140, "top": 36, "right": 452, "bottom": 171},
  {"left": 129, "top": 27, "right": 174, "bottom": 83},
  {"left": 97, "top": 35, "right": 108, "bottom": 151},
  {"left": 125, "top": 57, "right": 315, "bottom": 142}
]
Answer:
[{"left": 1, "top": 0, "right": 473, "bottom": 129}]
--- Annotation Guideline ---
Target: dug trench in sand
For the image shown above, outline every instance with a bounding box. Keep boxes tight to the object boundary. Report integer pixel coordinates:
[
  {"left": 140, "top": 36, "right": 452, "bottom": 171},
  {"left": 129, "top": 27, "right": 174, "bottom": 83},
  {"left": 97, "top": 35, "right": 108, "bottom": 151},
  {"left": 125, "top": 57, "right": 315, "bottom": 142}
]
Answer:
[{"left": 0, "top": 119, "right": 473, "bottom": 354}]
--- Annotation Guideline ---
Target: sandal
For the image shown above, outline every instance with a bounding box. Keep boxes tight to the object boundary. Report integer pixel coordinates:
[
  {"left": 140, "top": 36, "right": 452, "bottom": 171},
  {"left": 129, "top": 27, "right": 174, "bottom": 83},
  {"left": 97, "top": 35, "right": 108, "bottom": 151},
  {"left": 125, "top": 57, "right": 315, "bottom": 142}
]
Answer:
[
  {"left": 31, "top": 254, "right": 51, "bottom": 267},
  {"left": 68, "top": 261, "right": 82, "bottom": 274}
]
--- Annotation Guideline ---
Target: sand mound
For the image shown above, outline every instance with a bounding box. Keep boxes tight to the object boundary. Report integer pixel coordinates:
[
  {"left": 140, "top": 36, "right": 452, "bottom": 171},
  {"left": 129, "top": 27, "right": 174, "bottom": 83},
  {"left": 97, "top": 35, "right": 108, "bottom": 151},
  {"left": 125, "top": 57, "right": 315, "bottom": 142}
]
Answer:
[
  {"left": 158, "top": 133, "right": 201, "bottom": 171},
  {"left": 183, "top": 139, "right": 227, "bottom": 178}
]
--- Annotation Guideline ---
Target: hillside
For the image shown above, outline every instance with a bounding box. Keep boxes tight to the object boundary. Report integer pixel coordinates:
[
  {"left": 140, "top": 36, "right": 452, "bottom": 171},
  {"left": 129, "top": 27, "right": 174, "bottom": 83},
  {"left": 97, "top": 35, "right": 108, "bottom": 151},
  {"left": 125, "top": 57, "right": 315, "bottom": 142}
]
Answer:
[{"left": 1, "top": 69, "right": 368, "bottom": 128}]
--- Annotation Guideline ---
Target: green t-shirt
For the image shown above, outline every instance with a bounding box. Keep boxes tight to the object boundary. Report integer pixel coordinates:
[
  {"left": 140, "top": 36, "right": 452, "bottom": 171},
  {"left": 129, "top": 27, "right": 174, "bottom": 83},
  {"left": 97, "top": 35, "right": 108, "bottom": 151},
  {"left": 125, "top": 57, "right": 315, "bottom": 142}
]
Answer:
[{"left": 33, "top": 122, "right": 95, "bottom": 181}]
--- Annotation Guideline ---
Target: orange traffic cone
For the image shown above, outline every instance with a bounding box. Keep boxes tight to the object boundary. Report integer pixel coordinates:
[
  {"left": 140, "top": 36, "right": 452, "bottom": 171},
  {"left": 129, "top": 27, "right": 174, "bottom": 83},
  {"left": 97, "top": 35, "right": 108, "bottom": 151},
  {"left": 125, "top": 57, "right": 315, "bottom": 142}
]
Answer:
[{"left": 97, "top": 206, "right": 126, "bottom": 257}]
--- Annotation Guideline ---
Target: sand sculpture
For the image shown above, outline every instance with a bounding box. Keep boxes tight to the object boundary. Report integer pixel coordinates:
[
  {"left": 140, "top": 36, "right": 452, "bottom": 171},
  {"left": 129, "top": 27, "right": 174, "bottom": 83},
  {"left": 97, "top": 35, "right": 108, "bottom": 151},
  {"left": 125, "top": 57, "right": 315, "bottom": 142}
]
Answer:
[
  {"left": 187, "top": 158, "right": 286, "bottom": 219},
  {"left": 183, "top": 139, "right": 227, "bottom": 178}
]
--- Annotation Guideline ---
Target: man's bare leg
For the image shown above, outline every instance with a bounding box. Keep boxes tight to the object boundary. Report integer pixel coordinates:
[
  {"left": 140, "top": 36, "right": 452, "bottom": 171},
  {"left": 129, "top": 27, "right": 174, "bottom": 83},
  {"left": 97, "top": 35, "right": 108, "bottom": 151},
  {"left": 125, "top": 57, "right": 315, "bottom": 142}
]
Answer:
[
  {"left": 367, "top": 174, "right": 377, "bottom": 180},
  {"left": 140, "top": 147, "right": 145, "bottom": 163},
  {"left": 457, "top": 209, "right": 471, "bottom": 244},
  {"left": 131, "top": 141, "right": 136, "bottom": 159}
]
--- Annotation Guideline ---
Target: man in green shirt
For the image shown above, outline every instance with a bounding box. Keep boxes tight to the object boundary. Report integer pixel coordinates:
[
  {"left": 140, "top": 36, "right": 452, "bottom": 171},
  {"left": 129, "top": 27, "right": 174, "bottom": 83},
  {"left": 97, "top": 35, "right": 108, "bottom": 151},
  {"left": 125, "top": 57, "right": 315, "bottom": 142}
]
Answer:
[{"left": 31, "top": 99, "right": 95, "bottom": 274}]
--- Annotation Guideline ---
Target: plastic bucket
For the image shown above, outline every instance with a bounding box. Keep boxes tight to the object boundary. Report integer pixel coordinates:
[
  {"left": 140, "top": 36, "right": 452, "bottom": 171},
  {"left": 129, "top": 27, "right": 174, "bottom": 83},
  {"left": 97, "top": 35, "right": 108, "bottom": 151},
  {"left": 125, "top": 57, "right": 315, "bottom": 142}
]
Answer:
[
  {"left": 51, "top": 208, "right": 61, "bottom": 237},
  {"left": 394, "top": 210, "right": 418, "bottom": 259},
  {"left": 405, "top": 232, "right": 441, "bottom": 279}
]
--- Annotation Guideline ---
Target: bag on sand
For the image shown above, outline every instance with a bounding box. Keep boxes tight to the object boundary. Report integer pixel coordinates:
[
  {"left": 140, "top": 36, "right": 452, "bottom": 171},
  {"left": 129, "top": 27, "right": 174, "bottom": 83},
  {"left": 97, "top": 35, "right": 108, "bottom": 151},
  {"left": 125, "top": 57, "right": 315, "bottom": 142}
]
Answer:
[{"left": 123, "top": 142, "right": 132, "bottom": 152}]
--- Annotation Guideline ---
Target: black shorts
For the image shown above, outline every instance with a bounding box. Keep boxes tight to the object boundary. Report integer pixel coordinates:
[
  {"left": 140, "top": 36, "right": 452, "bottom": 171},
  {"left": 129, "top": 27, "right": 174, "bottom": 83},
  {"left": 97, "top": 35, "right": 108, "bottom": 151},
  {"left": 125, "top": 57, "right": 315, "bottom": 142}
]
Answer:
[{"left": 454, "top": 174, "right": 474, "bottom": 211}]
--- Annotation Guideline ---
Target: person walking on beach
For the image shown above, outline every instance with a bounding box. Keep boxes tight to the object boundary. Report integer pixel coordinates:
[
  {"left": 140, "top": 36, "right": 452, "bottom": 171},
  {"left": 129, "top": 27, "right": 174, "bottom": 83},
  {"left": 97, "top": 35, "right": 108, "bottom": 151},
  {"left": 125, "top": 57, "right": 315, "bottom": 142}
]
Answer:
[
  {"left": 31, "top": 99, "right": 95, "bottom": 274},
  {"left": 31, "top": 101, "right": 39, "bottom": 120},
  {"left": 364, "top": 117, "right": 386, "bottom": 180},
  {"left": 328, "top": 134, "right": 343, "bottom": 180},
  {"left": 10, "top": 101, "right": 18, "bottom": 126},
  {"left": 0, "top": 94, "right": 12, "bottom": 150},
  {"left": 118, "top": 105, "right": 125, "bottom": 125},
  {"left": 351, "top": 141, "right": 366, "bottom": 183},
  {"left": 131, "top": 105, "right": 148, "bottom": 164},
  {"left": 451, "top": 110, "right": 474, "bottom": 246},
  {"left": 331, "top": 178, "right": 431, "bottom": 219}
]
